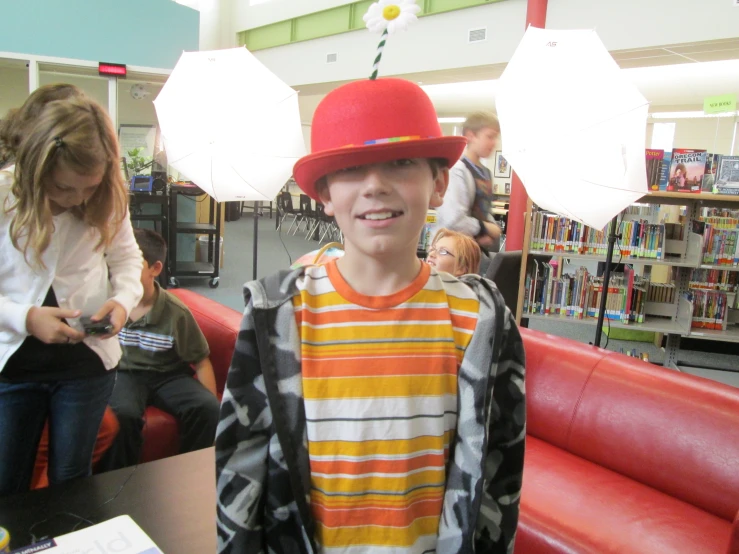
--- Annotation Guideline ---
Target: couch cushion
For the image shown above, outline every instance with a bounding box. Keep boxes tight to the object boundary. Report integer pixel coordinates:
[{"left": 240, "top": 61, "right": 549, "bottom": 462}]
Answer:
[
  {"left": 517, "top": 436, "right": 731, "bottom": 554},
  {"left": 140, "top": 406, "right": 180, "bottom": 463},
  {"left": 520, "top": 328, "right": 607, "bottom": 449},
  {"left": 168, "top": 288, "right": 242, "bottom": 397},
  {"left": 567, "top": 354, "right": 739, "bottom": 522}
]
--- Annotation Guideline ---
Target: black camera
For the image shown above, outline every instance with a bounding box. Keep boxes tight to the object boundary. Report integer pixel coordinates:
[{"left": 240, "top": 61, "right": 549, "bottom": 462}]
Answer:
[{"left": 79, "top": 315, "right": 113, "bottom": 336}]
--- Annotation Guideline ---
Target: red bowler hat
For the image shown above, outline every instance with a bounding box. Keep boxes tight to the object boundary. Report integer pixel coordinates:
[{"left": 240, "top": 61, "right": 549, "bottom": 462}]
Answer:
[{"left": 293, "top": 78, "right": 467, "bottom": 200}]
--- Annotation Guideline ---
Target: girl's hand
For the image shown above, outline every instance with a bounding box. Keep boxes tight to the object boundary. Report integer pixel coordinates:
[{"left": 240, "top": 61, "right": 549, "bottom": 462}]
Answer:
[
  {"left": 26, "top": 306, "right": 85, "bottom": 345},
  {"left": 90, "top": 300, "right": 127, "bottom": 338}
]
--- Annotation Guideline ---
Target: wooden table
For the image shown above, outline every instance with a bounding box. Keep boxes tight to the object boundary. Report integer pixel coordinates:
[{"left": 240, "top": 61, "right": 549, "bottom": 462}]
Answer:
[{"left": 0, "top": 448, "right": 216, "bottom": 554}]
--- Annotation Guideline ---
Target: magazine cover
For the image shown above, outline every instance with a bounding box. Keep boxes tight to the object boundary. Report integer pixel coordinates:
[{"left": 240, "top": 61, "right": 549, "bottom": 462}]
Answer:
[
  {"left": 8, "top": 516, "right": 163, "bottom": 554},
  {"left": 668, "top": 149, "right": 706, "bottom": 193},
  {"left": 715, "top": 155, "right": 739, "bottom": 195},
  {"left": 658, "top": 151, "right": 672, "bottom": 190},
  {"left": 702, "top": 153, "right": 720, "bottom": 192},
  {"left": 645, "top": 149, "right": 664, "bottom": 191}
]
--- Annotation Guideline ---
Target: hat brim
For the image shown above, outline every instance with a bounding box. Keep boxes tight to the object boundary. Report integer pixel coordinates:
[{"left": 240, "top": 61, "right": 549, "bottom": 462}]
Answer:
[{"left": 293, "top": 136, "right": 467, "bottom": 201}]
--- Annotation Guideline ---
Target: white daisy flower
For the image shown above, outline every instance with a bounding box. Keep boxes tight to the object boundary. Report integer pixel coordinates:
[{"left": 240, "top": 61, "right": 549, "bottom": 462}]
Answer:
[{"left": 363, "top": 0, "right": 421, "bottom": 35}]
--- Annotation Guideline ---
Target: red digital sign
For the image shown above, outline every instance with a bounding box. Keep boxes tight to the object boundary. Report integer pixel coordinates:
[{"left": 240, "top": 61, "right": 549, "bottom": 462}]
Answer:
[{"left": 99, "top": 62, "right": 127, "bottom": 77}]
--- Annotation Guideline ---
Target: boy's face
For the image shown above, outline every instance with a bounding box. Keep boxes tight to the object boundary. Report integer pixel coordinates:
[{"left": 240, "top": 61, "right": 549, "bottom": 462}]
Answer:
[
  {"left": 465, "top": 127, "right": 499, "bottom": 159},
  {"left": 320, "top": 159, "right": 448, "bottom": 260}
]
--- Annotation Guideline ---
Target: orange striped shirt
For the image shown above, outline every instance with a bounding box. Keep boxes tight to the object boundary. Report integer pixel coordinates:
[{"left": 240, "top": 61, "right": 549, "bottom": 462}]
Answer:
[{"left": 294, "top": 260, "right": 479, "bottom": 553}]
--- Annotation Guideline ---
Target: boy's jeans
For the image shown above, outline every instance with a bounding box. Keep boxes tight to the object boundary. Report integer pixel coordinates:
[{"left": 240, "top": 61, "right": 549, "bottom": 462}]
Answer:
[{"left": 0, "top": 372, "right": 116, "bottom": 496}]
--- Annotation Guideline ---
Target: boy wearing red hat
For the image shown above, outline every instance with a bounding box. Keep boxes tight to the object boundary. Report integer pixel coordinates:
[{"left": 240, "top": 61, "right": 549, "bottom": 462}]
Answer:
[{"left": 216, "top": 78, "right": 525, "bottom": 554}]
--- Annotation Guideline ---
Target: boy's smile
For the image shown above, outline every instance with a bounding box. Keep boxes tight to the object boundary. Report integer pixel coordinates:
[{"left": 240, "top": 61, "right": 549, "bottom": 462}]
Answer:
[{"left": 356, "top": 208, "right": 404, "bottom": 227}]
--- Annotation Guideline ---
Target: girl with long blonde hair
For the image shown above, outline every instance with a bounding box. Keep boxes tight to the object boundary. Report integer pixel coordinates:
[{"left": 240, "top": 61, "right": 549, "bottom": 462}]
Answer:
[{"left": 0, "top": 85, "right": 143, "bottom": 496}]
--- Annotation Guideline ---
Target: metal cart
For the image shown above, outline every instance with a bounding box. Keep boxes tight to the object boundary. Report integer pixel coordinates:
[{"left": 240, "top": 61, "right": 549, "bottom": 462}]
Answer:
[{"left": 167, "top": 184, "right": 221, "bottom": 289}]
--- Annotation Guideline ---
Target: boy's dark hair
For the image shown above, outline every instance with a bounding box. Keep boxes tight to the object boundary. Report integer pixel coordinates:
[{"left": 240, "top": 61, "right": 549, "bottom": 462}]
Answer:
[
  {"left": 428, "top": 157, "right": 448, "bottom": 178},
  {"left": 314, "top": 157, "right": 449, "bottom": 198},
  {"left": 134, "top": 228, "right": 167, "bottom": 266}
]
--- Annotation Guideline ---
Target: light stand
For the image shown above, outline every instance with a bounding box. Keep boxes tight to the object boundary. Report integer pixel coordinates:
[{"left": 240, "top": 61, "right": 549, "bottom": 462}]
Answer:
[
  {"left": 253, "top": 200, "right": 261, "bottom": 281},
  {"left": 593, "top": 215, "right": 620, "bottom": 347}
]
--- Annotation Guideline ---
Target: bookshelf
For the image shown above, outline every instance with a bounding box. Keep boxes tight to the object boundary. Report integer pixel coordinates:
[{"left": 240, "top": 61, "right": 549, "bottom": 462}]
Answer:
[{"left": 516, "top": 191, "right": 739, "bottom": 369}]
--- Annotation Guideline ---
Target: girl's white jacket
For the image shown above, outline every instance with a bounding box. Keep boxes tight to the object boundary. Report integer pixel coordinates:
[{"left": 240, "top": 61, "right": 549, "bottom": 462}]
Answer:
[{"left": 0, "top": 172, "right": 143, "bottom": 372}]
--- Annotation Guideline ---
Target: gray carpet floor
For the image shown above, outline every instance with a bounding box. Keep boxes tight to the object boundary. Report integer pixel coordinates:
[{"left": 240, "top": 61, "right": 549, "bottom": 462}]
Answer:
[
  {"left": 175, "top": 211, "right": 317, "bottom": 311},
  {"left": 179, "top": 213, "right": 739, "bottom": 389}
]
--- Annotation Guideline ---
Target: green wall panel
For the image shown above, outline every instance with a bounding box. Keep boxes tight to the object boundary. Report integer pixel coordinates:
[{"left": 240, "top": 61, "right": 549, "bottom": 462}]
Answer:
[
  {"left": 239, "top": 0, "right": 505, "bottom": 51},
  {"left": 428, "top": 0, "right": 494, "bottom": 13},
  {"left": 351, "top": 1, "right": 375, "bottom": 29},
  {"left": 295, "top": 5, "right": 352, "bottom": 42},
  {"left": 243, "top": 20, "right": 293, "bottom": 51}
]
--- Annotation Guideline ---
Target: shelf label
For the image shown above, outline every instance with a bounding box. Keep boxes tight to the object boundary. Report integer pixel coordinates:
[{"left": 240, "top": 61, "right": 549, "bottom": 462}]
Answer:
[{"left": 703, "top": 94, "right": 736, "bottom": 114}]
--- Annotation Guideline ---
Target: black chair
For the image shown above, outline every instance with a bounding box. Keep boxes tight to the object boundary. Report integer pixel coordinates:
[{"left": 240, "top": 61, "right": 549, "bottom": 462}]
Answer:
[
  {"left": 297, "top": 194, "right": 315, "bottom": 237},
  {"left": 276, "top": 191, "right": 299, "bottom": 233},
  {"left": 484, "top": 251, "right": 551, "bottom": 319},
  {"left": 310, "top": 203, "right": 327, "bottom": 242}
]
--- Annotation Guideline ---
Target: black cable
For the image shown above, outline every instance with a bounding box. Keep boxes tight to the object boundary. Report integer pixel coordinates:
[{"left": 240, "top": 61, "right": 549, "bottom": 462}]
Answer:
[
  {"left": 29, "top": 512, "right": 96, "bottom": 543},
  {"left": 70, "top": 464, "right": 140, "bottom": 532},
  {"left": 180, "top": 194, "right": 208, "bottom": 203},
  {"left": 27, "top": 416, "right": 147, "bottom": 543},
  {"left": 278, "top": 228, "right": 293, "bottom": 266}
]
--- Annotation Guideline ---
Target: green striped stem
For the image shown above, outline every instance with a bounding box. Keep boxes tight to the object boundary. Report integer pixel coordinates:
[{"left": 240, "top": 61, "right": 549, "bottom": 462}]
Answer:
[{"left": 370, "top": 29, "right": 389, "bottom": 80}]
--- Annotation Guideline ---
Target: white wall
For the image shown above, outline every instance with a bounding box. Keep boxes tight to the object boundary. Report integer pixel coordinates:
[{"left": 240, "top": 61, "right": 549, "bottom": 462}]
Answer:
[
  {"left": 200, "top": 0, "right": 242, "bottom": 50},
  {"left": 0, "top": 66, "right": 29, "bottom": 118},
  {"left": 2, "top": 69, "right": 162, "bottom": 127},
  {"left": 546, "top": 0, "right": 739, "bottom": 51},
  {"left": 119, "top": 83, "right": 164, "bottom": 126},
  {"left": 199, "top": 0, "right": 223, "bottom": 50},
  {"left": 671, "top": 117, "right": 738, "bottom": 155},
  {"left": 254, "top": 0, "right": 526, "bottom": 86},
  {"left": 245, "top": 0, "right": 739, "bottom": 87},
  {"left": 38, "top": 72, "right": 109, "bottom": 108}
]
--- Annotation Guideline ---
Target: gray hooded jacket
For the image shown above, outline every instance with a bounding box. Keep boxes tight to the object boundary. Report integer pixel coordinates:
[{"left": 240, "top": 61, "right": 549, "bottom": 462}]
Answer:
[{"left": 215, "top": 268, "right": 526, "bottom": 554}]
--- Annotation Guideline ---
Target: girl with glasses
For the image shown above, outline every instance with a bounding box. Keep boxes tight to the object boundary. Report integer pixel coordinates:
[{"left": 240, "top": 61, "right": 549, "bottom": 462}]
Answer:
[{"left": 426, "top": 227, "right": 482, "bottom": 277}]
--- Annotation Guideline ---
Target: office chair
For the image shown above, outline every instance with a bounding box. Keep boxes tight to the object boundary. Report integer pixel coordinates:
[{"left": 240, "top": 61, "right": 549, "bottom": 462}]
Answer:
[{"left": 484, "top": 251, "right": 551, "bottom": 319}]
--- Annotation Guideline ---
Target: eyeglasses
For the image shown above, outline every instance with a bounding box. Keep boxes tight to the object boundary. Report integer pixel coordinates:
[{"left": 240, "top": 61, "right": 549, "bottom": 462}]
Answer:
[{"left": 427, "top": 246, "right": 455, "bottom": 258}]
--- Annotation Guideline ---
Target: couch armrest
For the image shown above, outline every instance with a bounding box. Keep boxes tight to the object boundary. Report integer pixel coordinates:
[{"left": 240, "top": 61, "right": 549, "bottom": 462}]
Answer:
[
  {"left": 728, "top": 511, "right": 739, "bottom": 554},
  {"left": 167, "top": 288, "right": 242, "bottom": 398}
]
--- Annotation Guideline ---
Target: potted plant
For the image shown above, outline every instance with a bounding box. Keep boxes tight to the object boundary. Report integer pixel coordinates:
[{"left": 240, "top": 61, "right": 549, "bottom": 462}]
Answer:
[{"left": 127, "top": 147, "right": 152, "bottom": 175}]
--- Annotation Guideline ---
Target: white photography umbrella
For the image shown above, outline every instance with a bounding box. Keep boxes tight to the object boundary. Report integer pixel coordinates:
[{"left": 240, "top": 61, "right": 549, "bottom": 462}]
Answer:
[
  {"left": 496, "top": 27, "right": 649, "bottom": 230},
  {"left": 154, "top": 47, "right": 306, "bottom": 202}
]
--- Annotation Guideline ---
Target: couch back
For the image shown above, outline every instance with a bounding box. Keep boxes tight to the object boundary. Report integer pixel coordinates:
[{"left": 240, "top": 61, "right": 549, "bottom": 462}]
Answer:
[
  {"left": 168, "top": 289, "right": 242, "bottom": 397},
  {"left": 521, "top": 327, "right": 739, "bottom": 522}
]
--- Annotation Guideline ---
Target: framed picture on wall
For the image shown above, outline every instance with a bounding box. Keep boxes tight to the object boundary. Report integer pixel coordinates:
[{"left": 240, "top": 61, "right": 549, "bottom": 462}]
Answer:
[{"left": 494, "top": 151, "right": 511, "bottom": 179}]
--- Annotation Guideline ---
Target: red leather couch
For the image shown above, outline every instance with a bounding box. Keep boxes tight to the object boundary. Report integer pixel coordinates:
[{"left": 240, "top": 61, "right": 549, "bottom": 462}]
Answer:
[
  {"left": 517, "top": 328, "right": 739, "bottom": 554},
  {"left": 136, "top": 290, "right": 739, "bottom": 553},
  {"left": 139, "top": 288, "right": 242, "bottom": 463}
]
